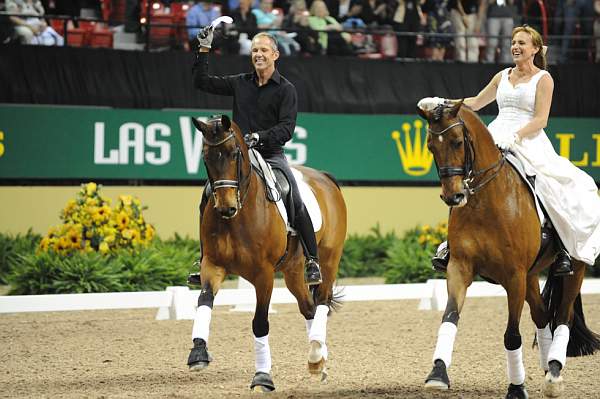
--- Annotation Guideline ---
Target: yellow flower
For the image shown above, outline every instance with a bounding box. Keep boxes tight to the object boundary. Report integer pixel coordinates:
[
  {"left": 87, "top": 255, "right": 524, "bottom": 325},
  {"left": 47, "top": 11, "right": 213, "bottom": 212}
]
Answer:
[
  {"left": 130, "top": 229, "right": 142, "bottom": 245},
  {"left": 145, "top": 225, "right": 155, "bottom": 241},
  {"left": 120, "top": 195, "right": 133, "bottom": 207},
  {"left": 40, "top": 236, "right": 51, "bottom": 251},
  {"left": 422, "top": 224, "right": 431, "bottom": 232},
  {"left": 86, "top": 182, "right": 97, "bottom": 196},
  {"left": 99, "top": 241, "right": 110, "bottom": 254},
  {"left": 117, "top": 212, "right": 129, "bottom": 230},
  {"left": 55, "top": 236, "right": 71, "bottom": 252},
  {"left": 122, "top": 229, "right": 133, "bottom": 240},
  {"left": 67, "top": 228, "right": 81, "bottom": 248},
  {"left": 85, "top": 197, "right": 98, "bottom": 207}
]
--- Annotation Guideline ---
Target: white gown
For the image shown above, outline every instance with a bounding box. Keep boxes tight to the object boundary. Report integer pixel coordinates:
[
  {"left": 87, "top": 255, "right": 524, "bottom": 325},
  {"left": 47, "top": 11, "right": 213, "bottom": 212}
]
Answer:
[{"left": 487, "top": 67, "right": 600, "bottom": 265}]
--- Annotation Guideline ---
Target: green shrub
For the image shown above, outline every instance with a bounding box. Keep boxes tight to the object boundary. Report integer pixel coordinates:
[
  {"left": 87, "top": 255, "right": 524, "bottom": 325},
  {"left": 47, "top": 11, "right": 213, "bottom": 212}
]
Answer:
[
  {"left": 383, "top": 225, "right": 444, "bottom": 284},
  {"left": 0, "top": 230, "right": 41, "bottom": 284},
  {"left": 338, "top": 225, "right": 397, "bottom": 278}
]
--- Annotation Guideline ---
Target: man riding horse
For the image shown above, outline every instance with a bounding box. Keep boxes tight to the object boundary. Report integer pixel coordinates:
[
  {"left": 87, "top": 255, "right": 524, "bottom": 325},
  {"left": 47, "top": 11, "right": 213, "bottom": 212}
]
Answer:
[{"left": 191, "top": 29, "right": 322, "bottom": 285}]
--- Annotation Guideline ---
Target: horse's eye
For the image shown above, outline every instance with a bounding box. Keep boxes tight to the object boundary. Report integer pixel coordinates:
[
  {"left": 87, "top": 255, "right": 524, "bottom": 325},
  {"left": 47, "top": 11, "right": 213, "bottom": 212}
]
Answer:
[{"left": 452, "top": 140, "right": 463, "bottom": 149}]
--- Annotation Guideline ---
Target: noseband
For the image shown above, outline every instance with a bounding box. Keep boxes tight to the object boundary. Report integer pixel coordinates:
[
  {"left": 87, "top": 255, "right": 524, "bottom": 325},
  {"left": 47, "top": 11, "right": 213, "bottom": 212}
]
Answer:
[
  {"left": 428, "top": 118, "right": 506, "bottom": 195},
  {"left": 203, "top": 126, "right": 250, "bottom": 216}
]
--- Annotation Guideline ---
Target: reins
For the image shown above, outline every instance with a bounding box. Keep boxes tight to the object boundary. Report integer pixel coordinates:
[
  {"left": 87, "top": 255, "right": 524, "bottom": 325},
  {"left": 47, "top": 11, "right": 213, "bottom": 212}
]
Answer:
[
  {"left": 203, "top": 128, "right": 252, "bottom": 215},
  {"left": 428, "top": 118, "right": 507, "bottom": 195}
]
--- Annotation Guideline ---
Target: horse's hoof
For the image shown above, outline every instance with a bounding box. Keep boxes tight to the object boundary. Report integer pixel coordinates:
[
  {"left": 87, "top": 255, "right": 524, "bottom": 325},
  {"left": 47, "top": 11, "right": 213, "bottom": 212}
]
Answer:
[
  {"left": 187, "top": 338, "right": 212, "bottom": 372},
  {"left": 543, "top": 372, "right": 564, "bottom": 398},
  {"left": 250, "top": 372, "right": 275, "bottom": 393},
  {"left": 188, "top": 361, "right": 209, "bottom": 371},
  {"left": 424, "top": 359, "right": 450, "bottom": 390},
  {"left": 506, "top": 383, "right": 528, "bottom": 399},
  {"left": 424, "top": 379, "right": 449, "bottom": 390},
  {"left": 308, "top": 340, "right": 327, "bottom": 380}
]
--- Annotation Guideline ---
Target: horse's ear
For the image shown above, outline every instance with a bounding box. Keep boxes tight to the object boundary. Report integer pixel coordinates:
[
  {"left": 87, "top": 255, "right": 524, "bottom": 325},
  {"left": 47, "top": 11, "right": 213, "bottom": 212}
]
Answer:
[
  {"left": 192, "top": 117, "right": 207, "bottom": 133},
  {"left": 449, "top": 99, "right": 464, "bottom": 118},
  {"left": 221, "top": 114, "right": 231, "bottom": 130}
]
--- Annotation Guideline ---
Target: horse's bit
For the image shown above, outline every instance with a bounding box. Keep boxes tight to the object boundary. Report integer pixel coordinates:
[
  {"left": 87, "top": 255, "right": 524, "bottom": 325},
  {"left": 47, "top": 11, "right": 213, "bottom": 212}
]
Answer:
[
  {"left": 203, "top": 126, "right": 250, "bottom": 216},
  {"left": 428, "top": 118, "right": 506, "bottom": 195}
]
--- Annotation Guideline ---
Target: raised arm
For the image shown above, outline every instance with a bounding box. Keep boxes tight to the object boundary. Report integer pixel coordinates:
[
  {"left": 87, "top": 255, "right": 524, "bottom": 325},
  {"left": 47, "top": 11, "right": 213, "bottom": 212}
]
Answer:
[
  {"left": 516, "top": 73, "right": 554, "bottom": 140},
  {"left": 192, "top": 49, "right": 235, "bottom": 96},
  {"left": 461, "top": 71, "right": 502, "bottom": 111}
]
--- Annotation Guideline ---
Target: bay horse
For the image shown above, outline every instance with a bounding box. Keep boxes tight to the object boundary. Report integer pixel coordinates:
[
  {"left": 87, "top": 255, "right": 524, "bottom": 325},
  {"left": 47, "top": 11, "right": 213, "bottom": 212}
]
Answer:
[
  {"left": 186, "top": 115, "right": 347, "bottom": 392},
  {"left": 417, "top": 99, "right": 600, "bottom": 398}
]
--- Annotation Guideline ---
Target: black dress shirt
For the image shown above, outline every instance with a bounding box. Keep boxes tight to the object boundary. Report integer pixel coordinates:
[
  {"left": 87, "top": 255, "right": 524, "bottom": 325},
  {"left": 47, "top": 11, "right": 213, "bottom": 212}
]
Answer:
[{"left": 193, "top": 52, "right": 298, "bottom": 158}]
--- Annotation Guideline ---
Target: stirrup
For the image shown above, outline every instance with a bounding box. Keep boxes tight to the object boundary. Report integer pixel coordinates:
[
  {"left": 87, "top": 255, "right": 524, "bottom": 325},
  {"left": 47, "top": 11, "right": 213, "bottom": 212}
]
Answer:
[
  {"left": 305, "top": 258, "right": 322, "bottom": 286},
  {"left": 187, "top": 258, "right": 202, "bottom": 285},
  {"left": 431, "top": 247, "right": 449, "bottom": 272},
  {"left": 552, "top": 251, "right": 573, "bottom": 277}
]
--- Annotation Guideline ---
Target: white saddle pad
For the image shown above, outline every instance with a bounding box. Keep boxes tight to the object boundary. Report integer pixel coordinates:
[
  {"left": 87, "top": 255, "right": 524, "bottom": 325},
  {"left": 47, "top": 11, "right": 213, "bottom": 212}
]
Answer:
[
  {"left": 505, "top": 153, "right": 545, "bottom": 226},
  {"left": 249, "top": 149, "right": 322, "bottom": 233}
]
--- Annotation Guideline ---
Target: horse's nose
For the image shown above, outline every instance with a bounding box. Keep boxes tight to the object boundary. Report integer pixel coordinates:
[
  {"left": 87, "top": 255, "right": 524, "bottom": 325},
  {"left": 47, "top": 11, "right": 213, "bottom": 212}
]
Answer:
[
  {"left": 219, "top": 206, "right": 238, "bottom": 218},
  {"left": 441, "top": 192, "right": 466, "bottom": 207}
]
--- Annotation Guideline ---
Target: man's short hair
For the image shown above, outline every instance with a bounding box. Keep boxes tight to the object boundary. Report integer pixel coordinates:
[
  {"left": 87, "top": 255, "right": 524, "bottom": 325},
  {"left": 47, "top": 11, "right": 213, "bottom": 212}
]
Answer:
[{"left": 252, "top": 32, "right": 278, "bottom": 52}]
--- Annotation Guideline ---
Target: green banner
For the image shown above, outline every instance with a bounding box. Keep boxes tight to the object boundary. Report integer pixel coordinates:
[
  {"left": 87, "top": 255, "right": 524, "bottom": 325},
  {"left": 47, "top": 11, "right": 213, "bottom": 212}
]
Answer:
[{"left": 0, "top": 105, "right": 599, "bottom": 182}]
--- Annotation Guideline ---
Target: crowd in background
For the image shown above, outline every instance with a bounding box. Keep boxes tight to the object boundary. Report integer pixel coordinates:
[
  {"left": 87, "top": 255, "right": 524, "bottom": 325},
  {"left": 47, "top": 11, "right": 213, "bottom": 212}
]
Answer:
[{"left": 1, "top": 0, "right": 599, "bottom": 63}]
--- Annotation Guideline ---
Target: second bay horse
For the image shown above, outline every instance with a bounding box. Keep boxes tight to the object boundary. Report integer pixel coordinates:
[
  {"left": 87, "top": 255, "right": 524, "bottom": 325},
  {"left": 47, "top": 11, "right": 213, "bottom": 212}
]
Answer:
[{"left": 418, "top": 100, "right": 600, "bottom": 398}]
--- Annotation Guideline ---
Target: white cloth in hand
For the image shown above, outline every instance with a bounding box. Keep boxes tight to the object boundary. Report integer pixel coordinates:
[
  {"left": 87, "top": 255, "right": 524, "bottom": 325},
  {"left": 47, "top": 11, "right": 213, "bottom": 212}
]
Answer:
[
  {"left": 495, "top": 131, "right": 519, "bottom": 151},
  {"left": 197, "top": 26, "right": 214, "bottom": 48}
]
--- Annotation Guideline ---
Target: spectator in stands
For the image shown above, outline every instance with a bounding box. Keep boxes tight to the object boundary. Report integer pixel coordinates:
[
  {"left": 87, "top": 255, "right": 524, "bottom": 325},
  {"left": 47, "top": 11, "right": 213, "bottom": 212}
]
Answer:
[
  {"left": 422, "top": 0, "right": 452, "bottom": 61},
  {"left": 448, "top": 0, "right": 485, "bottom": 62},
  {"left": 554, "top": 0, "right": 595, "bottom": 62},
  {"left": 595, "top": 0, "right": 600, "bottom": 62},
  {"left": 6, "top": 0, "right": 64, "bottom": 44},
  {"left": 252, "top": 0, "right": 281, "bottom": 29},
  {"left": 326, "top": 0, "right": 363, "bottom": 23},
  {"left": 282, "top": 0, "right": 321, "bottom": 54},
  {"left": 253, "top": 0, "right": 301, "bottom": 55},
  {"left": 384, "top": 0, "right": 425, "bottom": 59},
  {"left": 187, "top": 0, "right": 221, "bottom": 50},
  {"left": 231, "top": 0, "right": 258, "bottom": 53},
  {"left": 308, "top": 0, "right": 354, "bottom": 55},
  {"left": 225, "top": 0, "right": 258, "bottom": 15},
  {"left": 1, "top": 0, "right": 16, "bottom": 44},
  {"left": 358, "top": 0, "right": 387, "bottom": 27},
  {"left": 484, "top": 0, "right": 518, "bottom": 64}
]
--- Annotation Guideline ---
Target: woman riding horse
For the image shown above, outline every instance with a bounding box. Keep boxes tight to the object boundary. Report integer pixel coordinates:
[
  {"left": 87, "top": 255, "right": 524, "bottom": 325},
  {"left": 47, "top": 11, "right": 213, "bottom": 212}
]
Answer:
[{"left": 420, "top": 25, "right": 600, "bottom": 399}]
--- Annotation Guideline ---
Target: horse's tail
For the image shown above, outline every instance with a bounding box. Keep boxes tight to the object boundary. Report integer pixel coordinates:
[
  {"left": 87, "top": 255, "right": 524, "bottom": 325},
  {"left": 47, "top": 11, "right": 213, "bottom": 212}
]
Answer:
[
  {"left": 321, "top": 171, "right": 341, "bottom": 190},
  {"left": 541, "top": 269, "right": 600, "bottom": 357},
  {"left": 311, "top": 284, "right": 344, "bottom": 315}
]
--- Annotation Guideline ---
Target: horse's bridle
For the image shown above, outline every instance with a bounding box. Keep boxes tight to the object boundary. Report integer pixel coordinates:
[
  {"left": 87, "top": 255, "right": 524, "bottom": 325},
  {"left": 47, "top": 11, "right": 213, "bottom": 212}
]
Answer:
[
  {"left": 428, "top": 118, "right": 506, "bottom": 195},
  {"left": 203, "top": 126, "right": 251, "bottom": 217}
]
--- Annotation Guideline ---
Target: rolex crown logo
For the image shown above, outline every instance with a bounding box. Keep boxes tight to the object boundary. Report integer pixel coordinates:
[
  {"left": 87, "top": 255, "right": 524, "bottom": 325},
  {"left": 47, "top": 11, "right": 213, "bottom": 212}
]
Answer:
[{"left": 391, "top": 119, "right": 433, "bottom": 177}]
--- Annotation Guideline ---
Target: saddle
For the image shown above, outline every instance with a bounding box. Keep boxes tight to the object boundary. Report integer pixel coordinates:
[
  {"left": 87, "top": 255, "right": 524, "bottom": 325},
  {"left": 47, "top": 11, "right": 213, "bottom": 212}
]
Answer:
[
  {"left": 505, "top": 153, "right": 557, "bottom": 270},
  {"left": 248, "top": 149, "right": 322, "bottom": 233}
]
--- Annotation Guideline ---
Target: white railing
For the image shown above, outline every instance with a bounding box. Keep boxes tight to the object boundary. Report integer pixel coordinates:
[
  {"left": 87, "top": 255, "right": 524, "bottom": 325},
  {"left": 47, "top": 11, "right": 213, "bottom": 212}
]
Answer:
[{"left": 1, "top": 279, "right": 599, "bottom": 320}]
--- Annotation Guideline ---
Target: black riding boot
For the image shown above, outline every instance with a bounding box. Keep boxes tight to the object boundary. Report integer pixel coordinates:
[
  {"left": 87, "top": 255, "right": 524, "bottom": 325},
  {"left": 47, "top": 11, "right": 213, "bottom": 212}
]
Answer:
[
  {"left": 552, "top": 248, "right": 573, "bottom": 277},
  {"left": 295, "top": 208, "right": 322, "bottom": 285},
  {"left": 431, "top": 241, "right": 450, "bottom": 272},
  {"left": 188, "top": 188, "right": 209, "bottom": 286}
]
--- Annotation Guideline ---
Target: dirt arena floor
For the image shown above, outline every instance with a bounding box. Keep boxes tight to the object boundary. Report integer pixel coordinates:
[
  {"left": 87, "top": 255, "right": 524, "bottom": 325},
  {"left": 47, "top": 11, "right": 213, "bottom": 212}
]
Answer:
[{"left": 2, "top": 294, "right": 600, "bottom": 399}]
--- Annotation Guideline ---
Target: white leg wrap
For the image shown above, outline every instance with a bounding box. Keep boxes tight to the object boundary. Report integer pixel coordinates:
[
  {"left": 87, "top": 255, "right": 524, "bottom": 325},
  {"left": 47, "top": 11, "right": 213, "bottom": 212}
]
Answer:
[
  {"left": 191, "top": 305, "right": 212, "bottom": 343},
  {"left": 548, "top": 324, "right": 570, "bottom": 368},
  {"left": 505, "top": 346, "right": 525, "bottom": 385},
  {"left": 432, "top": 322, "right": 457, "bottom": 368},
  {"left": 254, "top": 334, "right": 272, "bottom": 374},
  {"left": 305, "top": 319, "right": 314, "bottom": 340},
  {"left": 537, "top": 324, "right": 553, "bottom": 371},
  {"left": 308, "top": 305, "right": 329, "bottom": 344}
]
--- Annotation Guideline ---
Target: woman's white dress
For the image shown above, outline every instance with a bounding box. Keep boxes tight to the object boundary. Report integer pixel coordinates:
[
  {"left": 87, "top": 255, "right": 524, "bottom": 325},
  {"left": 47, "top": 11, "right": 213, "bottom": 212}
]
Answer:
[{"left": 487, "top": 67, "right": 600, "bottom": 265}]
